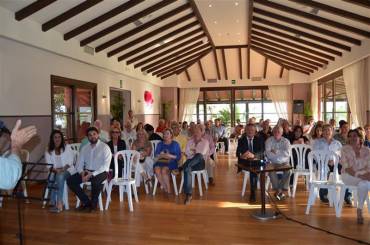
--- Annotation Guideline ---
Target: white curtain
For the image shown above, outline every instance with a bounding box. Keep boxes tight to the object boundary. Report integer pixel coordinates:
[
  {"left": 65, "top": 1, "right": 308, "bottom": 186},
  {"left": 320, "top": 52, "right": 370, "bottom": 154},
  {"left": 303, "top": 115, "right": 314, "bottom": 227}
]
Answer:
[
  {"left": 268, "top": 85, "right": 291, "bottom": 120},
  {"left": 178, "top": 87, "right": 200, "bottom": 122},
  {"left": 311, "top": 81, "right": 319, "bottom": 121},
  {"left": 343, "top": 57, "right": 369, "bottom": 127}
]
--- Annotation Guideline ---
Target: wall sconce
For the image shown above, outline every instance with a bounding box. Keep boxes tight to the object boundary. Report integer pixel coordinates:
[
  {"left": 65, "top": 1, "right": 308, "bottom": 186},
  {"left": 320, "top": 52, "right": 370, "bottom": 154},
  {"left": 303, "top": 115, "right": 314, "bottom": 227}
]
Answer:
[{"left": 102, "top": 95, "right": 107, "bottom": 100}]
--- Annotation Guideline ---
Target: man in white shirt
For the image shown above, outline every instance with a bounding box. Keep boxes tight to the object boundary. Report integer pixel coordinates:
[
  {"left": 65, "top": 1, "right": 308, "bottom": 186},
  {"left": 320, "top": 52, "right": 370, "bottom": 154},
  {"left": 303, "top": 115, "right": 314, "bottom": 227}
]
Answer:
[
  {"left": 127, "top": 109, "right": 138, "bottom": 130},
  {"left": 265, "top": 126, "right": 292, "bottom": 201},
  {"left": 180, "top": 124, "right": 209, "bottom": 205},
  {"left": 67, "top": 127, "right": 112, "bottom": 211}
]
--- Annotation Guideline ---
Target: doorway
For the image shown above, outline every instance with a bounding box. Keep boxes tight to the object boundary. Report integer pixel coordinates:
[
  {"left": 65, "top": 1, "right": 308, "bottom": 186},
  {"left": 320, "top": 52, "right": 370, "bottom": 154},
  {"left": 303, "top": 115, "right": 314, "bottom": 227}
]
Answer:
[{"left": 110, "top": 88, "right": 131, "bottom": 126}]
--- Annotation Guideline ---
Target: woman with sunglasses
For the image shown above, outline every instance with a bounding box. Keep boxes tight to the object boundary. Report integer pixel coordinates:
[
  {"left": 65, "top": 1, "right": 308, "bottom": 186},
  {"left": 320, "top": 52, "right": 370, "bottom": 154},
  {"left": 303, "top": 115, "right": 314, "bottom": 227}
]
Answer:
[{"left": 107, "top": 127, "right": 126, "bottom": 177}]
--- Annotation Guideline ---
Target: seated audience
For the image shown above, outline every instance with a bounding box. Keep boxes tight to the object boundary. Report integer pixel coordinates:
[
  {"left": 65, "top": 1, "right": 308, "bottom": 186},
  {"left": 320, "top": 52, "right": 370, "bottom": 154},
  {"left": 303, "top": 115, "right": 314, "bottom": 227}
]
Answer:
[
  {"left": 202, "top": 124, "right": 216, "bottom": 185},
  {"left": 121, "top": 121, "right": 137, "bottom": 147},
  {"left": 171, "top": 122, "right": 188, "bottom": 166},
  {"left": 181, "top": 125, "right": 210, "bottom": 204},
  {"left": 281, "top": 120, "right": 294, "bottom": 140},
  {"left": 364, "top": 124, "right": 370, "bottom": 148},
  {"left": 188, "top": 122, "right": 196, "bottom": 138},
  {"left": 329, "top": 118, "right": 337, "bottom": 132},
  {"left": 181, "top": 121, "right": 189, "bottom": 137},
  {"left": 45, "top": 130, "right": 74, "bottom": 213},
  {"left": 153, "top": 128, "right": 181, "bottom": 194},
  {"left": 135, "top": 122, "right": 144, "bottom": 132},
  {"left": 290, "top": 125, "right": 309, "bottom": 145},
  {"left": 248, "top": 117, "right": 256, "bottom": 125},
  {"left": 312, "top": 124, "right": 350, "bottom": 203},
  {"left": 131, "top": 129, "right": 154, "bottom": 185},
  {"left": 265, "top": 126, "right": 292, "bottom": 201},
  {"left": 110, "top": 118, "right": 121, "bottom": 130},
  {"left": 309, "top": 124, "right": 323, "bottom": 145},
  {"left": 156, "top": 119, "right": 166, "bottom": 133},
  {"left": 144, "top": 124, "right": 163, "bottom": 141},
  {"left": 236, "top": 123, "right": 265, "bottom": 202},
  {"left": 94, "top": 119, "right": 109, "bottom": 143},
  {"left": 294, "top": 119, "right": 303, "bottom": 127},
  {"left": 67, "top": 127, "right": 112, "bottom": 212},
  {"left": 334, "top": 120, "right": 349, "bottom": 145},
  {"left": 303, "top": 117, "right": 315, "bottom": 136},
  {"left": 257, "top": 120, "right": 272, "bottom": 142},
  {"left": 340, "top": 129, "right": 370, "bottom": 224},
  {"left": 107, "top": 127, "right": 126, "bottom": 177},
  {"left": 213, "top": 118, "right": 229, "bottom": 154},
  {"left": 230, "top": 124, "right": 243, "bottom": 140},
  {"left": 256, "top": 119, "right": 264, "bottom": 132}
]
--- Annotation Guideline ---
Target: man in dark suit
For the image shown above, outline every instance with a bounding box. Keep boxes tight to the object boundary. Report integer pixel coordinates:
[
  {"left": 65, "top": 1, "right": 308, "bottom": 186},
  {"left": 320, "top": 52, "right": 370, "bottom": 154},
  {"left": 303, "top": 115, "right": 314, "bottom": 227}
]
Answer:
[{"left": 236, "top": 123, "right": 265, "bottom": 202}]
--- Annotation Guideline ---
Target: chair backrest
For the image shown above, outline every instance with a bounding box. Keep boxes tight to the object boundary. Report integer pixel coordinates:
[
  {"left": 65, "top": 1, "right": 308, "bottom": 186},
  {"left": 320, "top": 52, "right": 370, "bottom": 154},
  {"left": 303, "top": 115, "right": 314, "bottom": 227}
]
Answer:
[
  {"left": 150, "top": 140, "right": 162, "bottom": 159},
  {"left": 69, "top": 143, "right": 81, "bottom": 152},
  {"left": 20, "top": 149, "right": 30, "bottom": 162},
  {"left": 308, "top": 150, "right": 339, "bottom": 182},
  {"left": 290, "top": 144, "right": 311, "bottom": 170},
  {"left": 114, "top": 150, "right": 140, "bottom": 181}
]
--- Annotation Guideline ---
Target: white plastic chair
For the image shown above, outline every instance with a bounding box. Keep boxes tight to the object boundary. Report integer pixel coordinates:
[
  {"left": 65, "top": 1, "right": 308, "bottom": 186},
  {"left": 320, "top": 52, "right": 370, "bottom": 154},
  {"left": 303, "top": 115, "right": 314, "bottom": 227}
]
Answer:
[
  {"left": 336, "top": 180, "right": 370, "bottom": 217},
  {"left": 75, "top": 180, "right": 106, "bottom": 211},
  {"left": 179, "top": 169, "right": 208, "bottom": 196},
  {"left": 69, "top": 143, "right": 81, "bottom": 152},
  {"left": 150, "top": 140, "right": 162, "bottom": 159},
  {"left": 305, "top": 150, "right": 339, "bottom": 215},
  {"left": 216, "top": 142, "right": 225, "bottom": 154},
  {"left": 43, "top": 175, "right": 71, "bottom": 210},
  {"left": 290, "top": 144, "right": 312, "bottom": 197},
  {"left": 152, "top": 173, "right": 179, "bottom": 196},
  {"left": 105, "top": 150, "right": 139, "bottom": 212}
]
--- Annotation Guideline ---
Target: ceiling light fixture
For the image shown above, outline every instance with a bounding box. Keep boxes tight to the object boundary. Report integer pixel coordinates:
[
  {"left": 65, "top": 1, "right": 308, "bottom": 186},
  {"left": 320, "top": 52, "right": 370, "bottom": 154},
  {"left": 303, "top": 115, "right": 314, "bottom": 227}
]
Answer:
[
  {"left": 236, "top": 19, "right": 240, "bottom": 23},
  {"left": 209, "top": 4, "right": 212, "bottom": 7},
  {"left": 235, "top": 2, "right": 239, "bottom": 6},
  {"left": 214, "top": 20, "right": 217, "bottom": 24}
]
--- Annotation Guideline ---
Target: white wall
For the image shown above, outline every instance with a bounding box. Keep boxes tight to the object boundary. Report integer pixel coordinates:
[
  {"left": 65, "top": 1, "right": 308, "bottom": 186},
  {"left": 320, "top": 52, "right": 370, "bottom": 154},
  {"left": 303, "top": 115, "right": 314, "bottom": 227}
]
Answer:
[{"left": 0, "top": 37, "right": 161, "bottom": 117}]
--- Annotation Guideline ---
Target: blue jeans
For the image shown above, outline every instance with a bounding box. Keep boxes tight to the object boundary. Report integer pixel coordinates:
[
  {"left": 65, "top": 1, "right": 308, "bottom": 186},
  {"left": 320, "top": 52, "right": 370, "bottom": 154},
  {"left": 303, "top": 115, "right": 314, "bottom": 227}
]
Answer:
[
  {"left": 50, "top": 171, "right": 70, "bottom": 205},
  {"left": 183, "top": 153, "right": 205, "bottom": 195}
]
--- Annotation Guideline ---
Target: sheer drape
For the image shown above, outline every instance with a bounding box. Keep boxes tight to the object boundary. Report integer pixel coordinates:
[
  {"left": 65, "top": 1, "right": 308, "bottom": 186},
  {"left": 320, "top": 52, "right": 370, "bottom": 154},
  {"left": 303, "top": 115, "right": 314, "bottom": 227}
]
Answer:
[
  {"left": 311, "top": 81, "right": 319, "bottom": 121},
  {"left": 178, "top": 88, "right": 200, "bottom": 122},
  {"left": 343, "top": 57, "right": 370, "bottom": 127},
  {"left": 268, "top": 85, "right": 291, "bottom": 120}
]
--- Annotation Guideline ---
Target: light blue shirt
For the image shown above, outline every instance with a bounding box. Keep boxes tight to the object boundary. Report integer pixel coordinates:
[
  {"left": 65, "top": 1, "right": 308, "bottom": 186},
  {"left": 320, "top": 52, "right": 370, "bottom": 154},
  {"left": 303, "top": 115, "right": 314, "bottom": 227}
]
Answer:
[
  {"left": 312, "top": 138, "right": 342, "bottom": 157},
  {"left": 265, "top": 136, "right": 291, "bottom": 164},
  {"left": 213, "top": 125, "right": 226, "bottom": 138},
  {"left": 0, "top": 154, "right": 22, "bottom": 190}
]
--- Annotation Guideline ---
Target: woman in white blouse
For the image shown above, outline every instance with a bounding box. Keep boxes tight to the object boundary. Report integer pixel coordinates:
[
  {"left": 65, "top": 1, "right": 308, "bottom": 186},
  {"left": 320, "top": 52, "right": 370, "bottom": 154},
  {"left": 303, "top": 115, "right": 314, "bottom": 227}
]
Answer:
[
  {"left": 45, "top": 130, "right": 75, "bottom": 212},
  {"left": 340, "top": 129, "right": 370, "bottom": 224}
]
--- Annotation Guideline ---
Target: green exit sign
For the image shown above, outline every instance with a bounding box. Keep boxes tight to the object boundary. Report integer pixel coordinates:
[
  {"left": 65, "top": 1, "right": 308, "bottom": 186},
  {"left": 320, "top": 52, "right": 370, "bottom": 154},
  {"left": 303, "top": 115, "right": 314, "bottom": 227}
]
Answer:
[{"left": 231, "top": 80, "right": 236, "bottom": 84}]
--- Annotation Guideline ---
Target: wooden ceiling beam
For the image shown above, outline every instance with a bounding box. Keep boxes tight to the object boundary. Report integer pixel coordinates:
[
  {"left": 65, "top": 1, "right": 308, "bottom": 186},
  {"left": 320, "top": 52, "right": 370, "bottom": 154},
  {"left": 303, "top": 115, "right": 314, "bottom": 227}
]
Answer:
[
  {"left": 238, "top": 48, "right": 242, "bottom": 80},
  {"left": 198, "top": 60, "right": 206, "bottom": 81},
  {"left": 251, "top": 43, "right": 319, "bottom": 70},
  {"left": 64, "top": 0, "right": 143, "bottom": 40},
  {"left": 263, "top": 57, "right": 268, "bottom": 79},
  {"left": 95, "top": 3, "right": 191, "bottom": 52},
  {"left": 42, "top": 0, "right": 102, "bottom": 32},
  {"left": 254, "top": 8, "right": 361, "bottom": 45},
  {"left": 251, "top": 30, "right": 334, "bottom": 60},
  {"left": 185, "top": 69, "right": 191, "bottom": 82},
  {"left": 145, "top": 43, "right": 210, "bottom": 73},
  {"left": 221, "top": 49, "right": 228, "bottom": 80},
  {"left": 107, "top": 13, "right": 195, "bottom": 56},
  {"left": 342, "top": 0, "right": 370, "bottom": 8},
  {"left": 80, "top": 0, "right": 176, "bottom": 46},
  {"left": 290, "top": 0, "right": 370, "bottom": 25},
  {"left": 251, "top": 36, "right": 327, "bottom": 65},
  {"left": 252, "top": 47, "right": 312, "bottom": 74},
  {"left": 255, "top": 0, "right": 370, "bottom": 38},
  {"left": 189, "top": 0, "right": 215, "bottom": 47},
  {"left": 153, "top": 47, "right": 212, "bottom": 76},
  {"left": 253, "top": 16, "right": 351, "bottom": 51},
  {"left": 137, "top": 40, "right": 204, "bottom": 69},
  {"left": 247, "top": 0, "right": 253, "bottom": 80},
  {"left": 125, "top": 29, "right": 204, "bottom": 64},
  {"left": 157, "top": 58, "right": 200, "bottom": 78},
  {"left": 213, "top": 49, "right": 221, "bottom": 80},
  {"left": 215, "top": 45, "right": 248, "bottom": 49},
  {"left": 253, "top": 24, "right": 342, "bottom": 56},
  {"left": 279, "top": 66, "right": 284, "bottom": 78},
  {"left": 117, "top": 21, "right": 200, "bottom": 61},
  {"left": 15, "top": 0, "right": 57, "bottom": 21}
]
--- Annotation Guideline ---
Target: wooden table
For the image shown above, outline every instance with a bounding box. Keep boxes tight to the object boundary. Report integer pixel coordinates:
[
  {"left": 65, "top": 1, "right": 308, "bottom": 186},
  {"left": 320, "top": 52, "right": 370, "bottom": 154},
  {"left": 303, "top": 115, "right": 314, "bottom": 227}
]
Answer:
[{"left": 238, "top": 162, "right": 292, "bottom": 220}]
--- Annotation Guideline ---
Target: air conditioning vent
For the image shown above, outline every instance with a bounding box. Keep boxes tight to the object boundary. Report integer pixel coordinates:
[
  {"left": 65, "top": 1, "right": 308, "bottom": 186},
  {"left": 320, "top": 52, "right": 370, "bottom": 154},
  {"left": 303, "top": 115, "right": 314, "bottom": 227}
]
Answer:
[
  {"left": 83, "top": 45, "right": 94, "bottom": 55},
  {"left": 207, "top": 78, "right": 217, "bottom": 83},
  {"left": 251, "top": 76, "right": 262, "bottom": 81}
]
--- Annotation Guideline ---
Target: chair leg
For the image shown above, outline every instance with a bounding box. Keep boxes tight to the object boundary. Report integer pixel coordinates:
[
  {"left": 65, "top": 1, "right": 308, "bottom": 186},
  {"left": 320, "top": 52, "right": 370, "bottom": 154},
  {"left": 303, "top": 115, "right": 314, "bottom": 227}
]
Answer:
[
  {"left": 292, "top": 174, "right": 299, "bottom": 198},
  {"left": 127, "top": 184, "right": 133, "bottom": 212},
  {"left": 241, "top": 172, "right": 249, "bottom": 197},
  {"left": 202, "top": 172, "right": 208, "bottom": 190},
  {"left": 132, "top": 184, "right": 139, "bottom": 203},
  {"left": 172, "top": 174, "right": 178, "bottom": 196},
  {"left": 98, "top": 193, "right": 103, "bottom": 211},
  {"left": 336, "top": 186, "right": 346, "bottom": 218},
  {"left": 197, "top": 173, "right": 203, "bottom": 197},
  {"left": 63, "top": 183, "right": 69, "bottom": 210},
  {"left": 152, "top": 176, "right": 158, "bottom": 196},
  {"left": 42, "top": 186, "right": 49, "bottom": 208},
  {"left": 144, "top": 181, "right": 149, "bottom": 195},
  {"left": 352, "top": 189, "right": 358, "bottom": 208},
  {"left": 105, "top": 182, "right": 113, "bottom": 210},
  {"left": 119, "top": 185, "right": 123, "bottom": 202},
  {"left": 305, "top": 186, "right": 316, "bottom": 215},
  {"left": 179, "top": 172, "right": 184, "bottom": 194},
  {"left": 192, "top": 173, "right": 195, "bottom": 188}
]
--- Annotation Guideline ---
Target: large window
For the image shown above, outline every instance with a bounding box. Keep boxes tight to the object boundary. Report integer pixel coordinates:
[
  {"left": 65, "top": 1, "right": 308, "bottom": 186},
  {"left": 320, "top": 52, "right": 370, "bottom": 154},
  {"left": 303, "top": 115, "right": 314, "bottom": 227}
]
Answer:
[
  {"left": 319, "top": 71, "right": 350, "bottom": 123},
  {"left": 51, "top": 75, "right": 97, "bottom": 142},
  {"left": 194, "top": 87, "right": 279, "bottom": 126}
]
